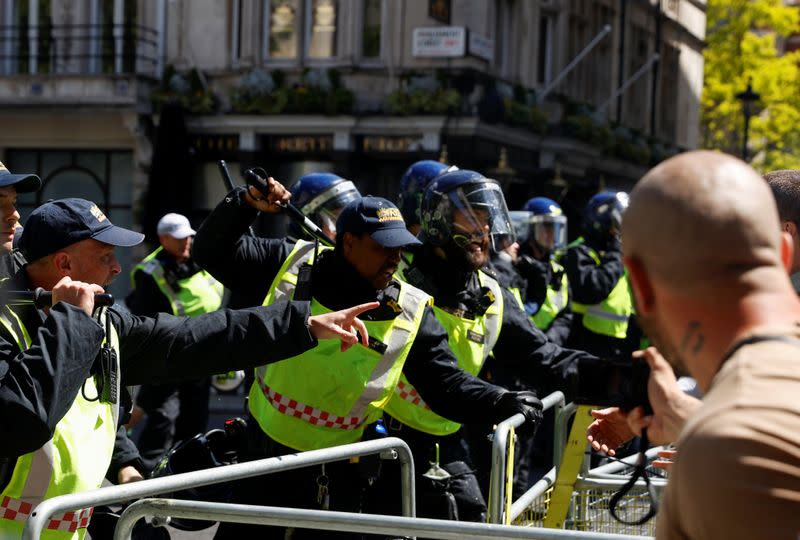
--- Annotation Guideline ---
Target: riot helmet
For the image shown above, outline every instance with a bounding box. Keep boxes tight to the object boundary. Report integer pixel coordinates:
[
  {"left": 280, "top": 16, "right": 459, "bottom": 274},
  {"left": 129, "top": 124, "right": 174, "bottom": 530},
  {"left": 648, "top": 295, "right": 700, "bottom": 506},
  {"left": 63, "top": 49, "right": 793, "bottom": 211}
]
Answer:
[
  {"left": 508, "top": 211, "right": 532, "bottom": 245},
  {"left": 582, "top": 191, "right": 629, "bottom": 242},
  {"left": 397, "top": 160, "right": 454, "bottom": 229},
  {"left": 420, "top": 169, "right": 515, "bottom": 256},
  {"left": 522, "top": 197, "right": 567, "bottom": 255},
  {"left": 289, "top": 172, "right": 361, "bottom": 240}
]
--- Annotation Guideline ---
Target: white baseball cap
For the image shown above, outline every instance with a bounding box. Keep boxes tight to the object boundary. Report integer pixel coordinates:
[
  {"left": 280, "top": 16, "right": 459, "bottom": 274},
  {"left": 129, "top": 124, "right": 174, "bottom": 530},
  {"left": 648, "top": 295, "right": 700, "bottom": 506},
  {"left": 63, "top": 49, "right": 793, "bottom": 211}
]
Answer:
[{"left": 157, "top": 213, "right": 196, "bottom": 239}]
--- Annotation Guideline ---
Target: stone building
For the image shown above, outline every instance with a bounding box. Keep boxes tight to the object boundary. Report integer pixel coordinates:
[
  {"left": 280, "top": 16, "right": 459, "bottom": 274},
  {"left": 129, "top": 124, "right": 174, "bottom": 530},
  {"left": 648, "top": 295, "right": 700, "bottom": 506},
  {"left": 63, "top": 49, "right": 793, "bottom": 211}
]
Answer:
[{"left": 0, "top": 0, "right": 706, "bottom": 296}]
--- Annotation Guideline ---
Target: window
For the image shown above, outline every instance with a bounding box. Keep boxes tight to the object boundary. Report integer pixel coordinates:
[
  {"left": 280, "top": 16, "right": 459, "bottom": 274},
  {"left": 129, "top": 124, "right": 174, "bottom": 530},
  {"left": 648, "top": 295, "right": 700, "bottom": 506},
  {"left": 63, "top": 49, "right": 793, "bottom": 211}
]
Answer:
[
  {"left": 657, "top": 43, "right": 679, "bottom": 141},
  {"left": 99, "top": 0, "right": 137, "bottom": 74},
  {"left": 361, "top": 0, "right": 381, "bottom": 59},
  {"left": 623, "top": 24, "right": 651, "bottom": 131},
  {"left": 5, "top": 149, "right": 136, "bottom": 299},
  {"left": 231, "top": 0, "right": 244, "bottom": 64},
  {"left": 565, "top": 9, "right": 588, "bottom": 101},
  {"left": 308, "top": 0, "right": 336, "bottom": 58},
  {"left": 267, "top": 0, "right": 299, "bottom": 59},
  {"left": 537, "top": 13, "right": 554, "bottom": 85},
  {"left": 262, "top": 0, "right": 339, "bottom": 62},
  {"left": 1, "top": 1, "right": 16, "bottom": 74},
  {"left": 591, "top": 4, "right": 614, "bottom": 104},
  {"left": 1, "top": 0, "right": 138, "bottom": 75},
  {"left": 495, "top": 0, "right": 513, "bottom": 78},
  {"left": 14, "top": 0, "right": 53, "bottom": 74},
  {"left": 562, "top": 1, "right": 614, "bottom": 104}
]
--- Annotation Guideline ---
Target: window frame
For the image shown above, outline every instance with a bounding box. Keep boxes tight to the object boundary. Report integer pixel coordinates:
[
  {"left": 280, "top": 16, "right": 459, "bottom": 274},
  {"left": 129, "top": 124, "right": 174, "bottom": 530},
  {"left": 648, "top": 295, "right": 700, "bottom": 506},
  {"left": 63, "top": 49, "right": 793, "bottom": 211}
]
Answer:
[
  {"left": 356, "top": 0, "right": 386, "bottom": 66},
  {"left": 260, "top": 0, "right": 344, "bottom": 67},
  {"left": 537, "top": 10, "right": 556, "bottom": 86}
]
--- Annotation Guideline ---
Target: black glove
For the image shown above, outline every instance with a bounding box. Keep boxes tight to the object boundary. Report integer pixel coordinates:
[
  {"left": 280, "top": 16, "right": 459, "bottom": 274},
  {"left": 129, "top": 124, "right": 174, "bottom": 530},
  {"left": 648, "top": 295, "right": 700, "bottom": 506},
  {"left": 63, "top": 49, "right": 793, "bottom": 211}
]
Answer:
[{"left": 494, "top": 391, "right": 544, "bottom": 436}]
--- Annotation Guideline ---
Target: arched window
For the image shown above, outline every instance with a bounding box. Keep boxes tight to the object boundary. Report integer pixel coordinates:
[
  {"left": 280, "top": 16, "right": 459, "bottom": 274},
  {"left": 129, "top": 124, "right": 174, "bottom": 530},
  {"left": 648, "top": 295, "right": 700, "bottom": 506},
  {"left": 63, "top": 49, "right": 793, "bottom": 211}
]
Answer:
[{"left": 5, "top": 149, "right": 136, "bottom": 299}]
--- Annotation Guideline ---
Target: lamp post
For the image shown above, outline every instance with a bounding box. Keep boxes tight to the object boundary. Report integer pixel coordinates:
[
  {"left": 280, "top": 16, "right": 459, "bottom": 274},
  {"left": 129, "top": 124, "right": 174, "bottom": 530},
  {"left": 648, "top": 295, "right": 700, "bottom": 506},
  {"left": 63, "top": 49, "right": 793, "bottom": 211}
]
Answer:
[{"left": 735, "top": 78, "right": 760, "bottom": 162}]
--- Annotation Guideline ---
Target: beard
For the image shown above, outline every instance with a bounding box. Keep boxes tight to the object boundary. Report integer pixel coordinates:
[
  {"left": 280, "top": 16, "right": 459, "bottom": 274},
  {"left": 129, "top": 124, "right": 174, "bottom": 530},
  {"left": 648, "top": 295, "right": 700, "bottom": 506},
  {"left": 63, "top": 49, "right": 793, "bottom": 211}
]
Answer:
[{"left": 442, "top": 237, "right": 490, "bottom": 272}]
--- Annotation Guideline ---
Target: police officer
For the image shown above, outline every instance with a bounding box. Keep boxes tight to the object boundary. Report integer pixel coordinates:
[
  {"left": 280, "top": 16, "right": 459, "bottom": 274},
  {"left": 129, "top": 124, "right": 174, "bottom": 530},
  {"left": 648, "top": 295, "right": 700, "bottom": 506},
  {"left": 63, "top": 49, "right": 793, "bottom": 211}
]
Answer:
[
  {"left": 397, "top": 159, "right": 453, "bottom": 236},
  {"left": 516, "top": 197, "right": 572, "bottom": 346},
  {"left": 127, "top": 212, "right": 225, "bottom": 472},
  {"left": 289, "top": 171, "right": 361, "bottom": 241},
  {"left": 0, "top": 198, "right": 375, "bottom": 539},
  {"left": 0, "top": 167, "right": 147, "bottom": 494},
  {"left": 193, "top": 181, "right": 542, "bottom": 539},
  {"left": 565, "top": 191, "right": 637, "bottom": 359},
  {"left": 388, "top": 170, "right": 594, "bottom": 515},
  {"left": 0, "top": 161, "right": 40, "bottom": 277}
]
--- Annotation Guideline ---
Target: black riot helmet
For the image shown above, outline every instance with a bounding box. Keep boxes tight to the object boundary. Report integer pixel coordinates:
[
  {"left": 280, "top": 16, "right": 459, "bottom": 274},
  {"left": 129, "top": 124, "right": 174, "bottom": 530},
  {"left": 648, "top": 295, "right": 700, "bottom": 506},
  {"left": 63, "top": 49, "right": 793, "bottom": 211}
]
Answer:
[{"left": 419, "top": 169, "right": 516, "bottom": 253}]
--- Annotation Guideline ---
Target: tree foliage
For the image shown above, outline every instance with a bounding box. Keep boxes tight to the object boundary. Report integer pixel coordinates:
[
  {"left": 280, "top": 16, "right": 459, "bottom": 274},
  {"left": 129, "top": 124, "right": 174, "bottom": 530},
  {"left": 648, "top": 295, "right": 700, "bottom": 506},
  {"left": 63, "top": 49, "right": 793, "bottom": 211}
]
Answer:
[{"left": 701, "top": 0, "right": 800, "bottom": 171}]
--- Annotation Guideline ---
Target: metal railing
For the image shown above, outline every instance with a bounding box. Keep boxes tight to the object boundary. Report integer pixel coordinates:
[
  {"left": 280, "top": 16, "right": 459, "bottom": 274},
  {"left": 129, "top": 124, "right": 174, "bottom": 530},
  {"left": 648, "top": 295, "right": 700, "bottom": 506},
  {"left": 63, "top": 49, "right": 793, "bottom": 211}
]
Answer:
[
  {"left": 497, "top": 401, "right": 667, "bottom": 537},
  {"left": 113, "top": 499, "right": 647, "bottom": 540},
  {"left": 488, "top": 390, "right": 566, "bottom": 524},
  {"left": 22, "top": 437, "right": 414, "bottom": 540},
  {"left": 0, "top": 23, "right": 159, "bottom": 77}
]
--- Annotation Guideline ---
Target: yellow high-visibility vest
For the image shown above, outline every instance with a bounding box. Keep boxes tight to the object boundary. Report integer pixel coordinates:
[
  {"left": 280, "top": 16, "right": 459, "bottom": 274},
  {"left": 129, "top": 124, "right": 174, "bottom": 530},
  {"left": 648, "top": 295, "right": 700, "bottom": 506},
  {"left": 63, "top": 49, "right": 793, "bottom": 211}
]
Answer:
[
  {"left": 249, "top": 241, "right": 431, "bottom": 451},
  {"left": 131, "top": 247, "right": 224, "bottom": 317},
  {"left": 0, "top": 306, "right": 119, "bottom": 539},
  {"left": 386, "top": 267, "right": 503, "bottom": 436},
  {"left": 570, "top": 245, "right": 633, "bottom": 339}
]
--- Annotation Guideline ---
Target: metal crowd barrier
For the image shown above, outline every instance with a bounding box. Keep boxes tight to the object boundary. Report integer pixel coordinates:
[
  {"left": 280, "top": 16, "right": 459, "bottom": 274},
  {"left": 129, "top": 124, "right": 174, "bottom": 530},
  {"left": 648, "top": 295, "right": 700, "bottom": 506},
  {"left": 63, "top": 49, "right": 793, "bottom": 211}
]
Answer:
[
  {"left": 488, "top": 390, "right": 566, "bottom": 524},
  {"left": 22, "top": 437, "right": 414, "bottom": 540},
  {"left": 489, "top": 398, "right": 669, "bottom": 537},
  {"left": 113, "top": 499, "right": 647, "bottom": 540}
]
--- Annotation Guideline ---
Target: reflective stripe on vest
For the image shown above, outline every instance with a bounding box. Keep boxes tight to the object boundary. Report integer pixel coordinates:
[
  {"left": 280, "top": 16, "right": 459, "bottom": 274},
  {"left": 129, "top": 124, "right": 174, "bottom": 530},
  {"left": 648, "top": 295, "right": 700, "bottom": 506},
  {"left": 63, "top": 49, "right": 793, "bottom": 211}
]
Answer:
[
  {"left": 255, "top": 378, "right": 364, "bottom": 430},
  {"left": 131, "top": 247, "right": 224, "bottom": 317},
  {"left": 250, "top": 240, "right": 431, "bottom": 451},
  {"left": 385, "top": 269, "right": 504, "bottom": 436},
  {"left": 570, "top": 245, "right": 633, "bottom": 339},
  {"left": 532, "top": 260, "right": 569, "bottom": 331},
  {"left": 0, "top": 497, "right": 93, "bottom": 533},
  {"left": 0, "top": 307, "right": 119, "bottom": 539},
  {"left": 395, "top": 380, "right": 431, "bottom": 410}
]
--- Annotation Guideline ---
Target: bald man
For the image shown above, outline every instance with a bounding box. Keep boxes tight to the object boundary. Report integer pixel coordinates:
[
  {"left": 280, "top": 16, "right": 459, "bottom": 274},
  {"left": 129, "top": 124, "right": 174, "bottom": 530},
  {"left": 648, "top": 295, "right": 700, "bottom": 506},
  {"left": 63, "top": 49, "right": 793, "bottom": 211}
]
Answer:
[
  {"left": 764, "top": 170, "right": 800, "bottom": 292},
  {"left": 590, "top": 151, "right": 800, "bottom": 539}
]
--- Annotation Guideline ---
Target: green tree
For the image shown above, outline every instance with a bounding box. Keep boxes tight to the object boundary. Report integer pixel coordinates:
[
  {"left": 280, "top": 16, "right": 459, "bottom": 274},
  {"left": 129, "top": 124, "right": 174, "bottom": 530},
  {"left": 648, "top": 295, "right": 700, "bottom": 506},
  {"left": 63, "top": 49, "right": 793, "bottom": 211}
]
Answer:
[{"left": 701, "top": 0, "right": 800, "bottom": 171}]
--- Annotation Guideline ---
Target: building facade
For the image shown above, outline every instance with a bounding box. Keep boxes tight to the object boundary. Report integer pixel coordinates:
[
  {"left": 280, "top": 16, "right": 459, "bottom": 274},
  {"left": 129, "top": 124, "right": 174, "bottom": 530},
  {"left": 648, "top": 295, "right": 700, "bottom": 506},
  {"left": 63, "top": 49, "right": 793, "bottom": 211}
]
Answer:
[{"left": 0, "top": 0, "right": 706, "bottom": 296}]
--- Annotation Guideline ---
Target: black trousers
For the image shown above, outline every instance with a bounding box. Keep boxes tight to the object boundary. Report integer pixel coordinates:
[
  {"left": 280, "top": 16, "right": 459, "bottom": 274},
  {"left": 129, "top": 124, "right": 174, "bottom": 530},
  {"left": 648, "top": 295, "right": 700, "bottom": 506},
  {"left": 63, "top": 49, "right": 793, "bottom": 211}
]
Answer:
[{"left": 214, "top": 417, "right": 367, "bottom": 540}]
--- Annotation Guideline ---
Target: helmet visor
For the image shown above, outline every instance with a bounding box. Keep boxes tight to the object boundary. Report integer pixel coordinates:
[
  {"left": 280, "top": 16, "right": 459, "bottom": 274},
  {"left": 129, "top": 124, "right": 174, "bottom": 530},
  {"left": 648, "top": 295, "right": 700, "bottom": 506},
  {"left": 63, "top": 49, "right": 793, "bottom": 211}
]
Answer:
[
  {"left": 447, "top": 182, "right": 515, "bottom": 252},
  {"left": 610, "top": 192, "right": 629, "bottom": 234},
  {"left": 531, "top": 214, "right": 567, "bottom": 252},
  {"left": 304, "top": 180, "right": 361, "bottom": 237},
  {"left": 509, "top": 211, "right": 532, "bottom": 245},
  {"left": 302, "top": 180, "right": 361, "bottom": 218}
]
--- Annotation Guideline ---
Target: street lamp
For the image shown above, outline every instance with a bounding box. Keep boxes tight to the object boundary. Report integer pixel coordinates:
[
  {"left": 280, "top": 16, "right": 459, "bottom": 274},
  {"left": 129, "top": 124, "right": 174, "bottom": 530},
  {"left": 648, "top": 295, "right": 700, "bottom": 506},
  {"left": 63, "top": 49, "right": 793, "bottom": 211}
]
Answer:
[
  {"left": 735, "top": 78, "right": 761, "bottom": 162},
  {"left": 488, "top": 147, "right": 517, "bottom": 193}
]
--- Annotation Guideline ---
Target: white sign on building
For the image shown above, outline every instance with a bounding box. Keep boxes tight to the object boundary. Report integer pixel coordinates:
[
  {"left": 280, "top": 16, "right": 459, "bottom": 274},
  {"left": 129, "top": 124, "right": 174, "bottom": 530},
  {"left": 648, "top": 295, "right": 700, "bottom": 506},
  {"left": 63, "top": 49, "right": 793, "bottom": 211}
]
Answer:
[
  {"left": 468, "top": 32, "right": 494, "bottom": 62},
  {"left": 412, "top": 27, "right": 467, "bottom": 58}
]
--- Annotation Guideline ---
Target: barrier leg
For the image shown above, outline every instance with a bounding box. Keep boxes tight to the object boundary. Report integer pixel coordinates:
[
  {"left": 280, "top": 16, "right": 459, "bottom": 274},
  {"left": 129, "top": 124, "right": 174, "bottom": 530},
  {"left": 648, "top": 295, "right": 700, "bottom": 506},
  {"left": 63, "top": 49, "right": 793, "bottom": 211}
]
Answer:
[{"left": 543, "top": 405, "right": 595, "bottom": 529}]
